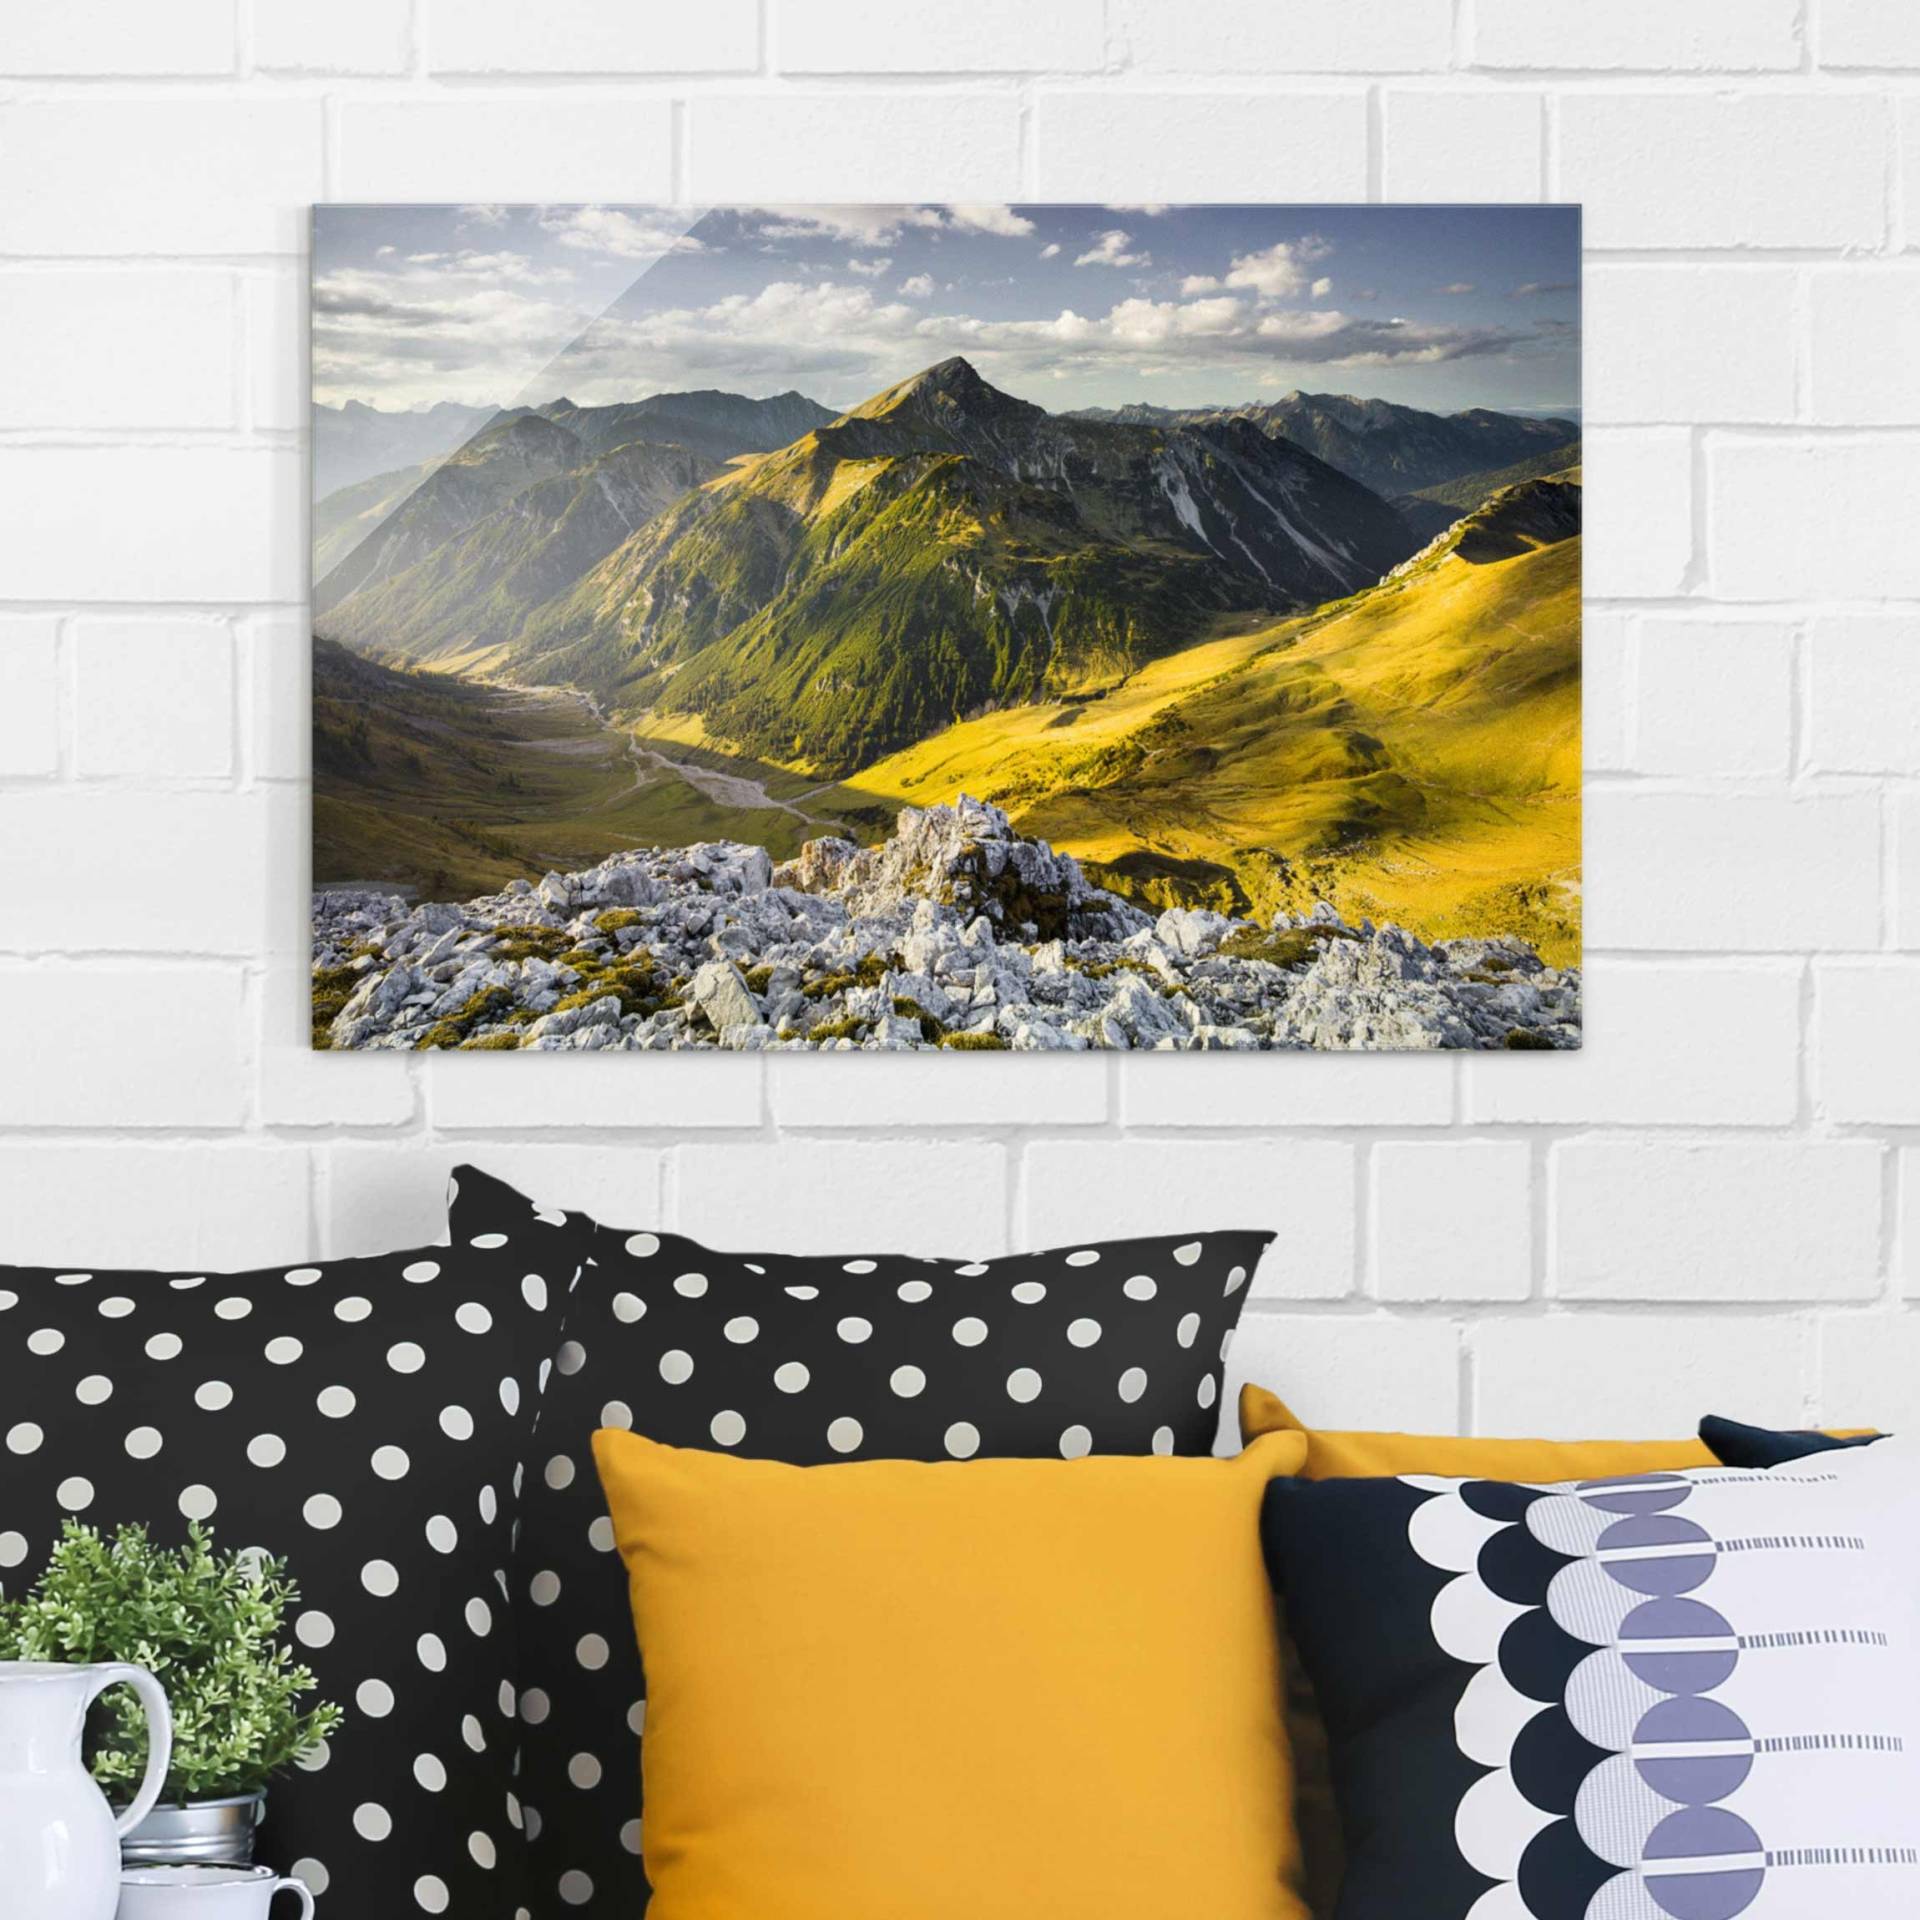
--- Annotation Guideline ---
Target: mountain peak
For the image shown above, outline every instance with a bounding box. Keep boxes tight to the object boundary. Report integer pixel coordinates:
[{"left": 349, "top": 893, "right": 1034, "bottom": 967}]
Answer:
[
  {"left": 850, "top": 356, "right": 1042, "bottom": 433},
  {"left": 917, "top": 354, "right": 989, "bottom": 392}
]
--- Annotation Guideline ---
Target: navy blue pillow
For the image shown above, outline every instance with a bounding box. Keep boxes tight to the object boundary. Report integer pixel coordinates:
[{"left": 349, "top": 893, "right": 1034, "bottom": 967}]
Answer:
[{"left": 1699, "top": 1412, "right": 1886, "bottom": 1466}]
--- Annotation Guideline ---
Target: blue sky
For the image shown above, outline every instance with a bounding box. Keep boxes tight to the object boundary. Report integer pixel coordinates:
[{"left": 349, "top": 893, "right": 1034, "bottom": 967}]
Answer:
[{"left": 313, "top": 203, "right": 1579, "bottom": 417}]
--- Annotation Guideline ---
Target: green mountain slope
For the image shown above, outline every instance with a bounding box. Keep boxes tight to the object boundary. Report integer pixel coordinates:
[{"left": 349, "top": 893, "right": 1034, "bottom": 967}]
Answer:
[
  {"left": 502, "top": 358, "right": 1423, "bottom": 774},
  {"left": 1414, "top": 441, "right": 1583, "bottom": 512},
  {"left": 848, "top": 477, "right": 1582, "bottom": 961},
  {"left": 318, "top": 440, "right": 719, "bottom": 663}
]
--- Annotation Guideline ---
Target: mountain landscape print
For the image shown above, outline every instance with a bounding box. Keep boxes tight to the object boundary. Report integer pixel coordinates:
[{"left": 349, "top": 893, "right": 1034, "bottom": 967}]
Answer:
[{"left": 311, "top": 204, "right": 1582, "bottom": 1053}]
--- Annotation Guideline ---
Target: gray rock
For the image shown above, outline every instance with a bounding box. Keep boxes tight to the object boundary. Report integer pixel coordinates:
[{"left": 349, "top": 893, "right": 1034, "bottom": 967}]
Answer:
[
  {"left": 311, "top": 793, "right": 1580, "bottom": 1052},
  {"left": 690, "top": 959, "right": 761, "bottom": 1034}
]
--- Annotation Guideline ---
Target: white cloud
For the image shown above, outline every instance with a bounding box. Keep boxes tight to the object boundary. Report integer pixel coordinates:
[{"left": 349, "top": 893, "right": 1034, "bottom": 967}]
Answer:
[
  {"left": 1439, "top": 281, "right": 1477, "bottom": 295},
  {"left": 1179, "top": 273, "right": 1222, "bottom": 296},
  {"left": 1040, "top": 242, "right": 1061, "bottom": 259},
  {"left": 458, "top": 203, "right": 510, "bottom": 229},
  {"left": 539, "top": 207, "right": 705, "bottom": 260},
  {"left": 1074, "top": 229, "right": 1151, "bottom": 269},
  {"left": 947, "top": 204, "right": 1036, "bottom": 238},
  {"left": 846, "top": 256, "right": 892, "bottom": 278},
  {"left": 1219, "top": 237, "right": 1332, "bottom": 301},
  {"left": 316, "top": 240, "right": 1544, "bottom": 414},
  {"left": 1310, "top": 276, "right": 1333, "bottom": 298},
  {"left": 1108, "top": 203, "right": 1171, "bottom": 217},
  {"left": 751, "top": 205, "right": 945, "bottom": 247},
  {"left": 399, "top": 248, "right": 572, "bottom": 286}
]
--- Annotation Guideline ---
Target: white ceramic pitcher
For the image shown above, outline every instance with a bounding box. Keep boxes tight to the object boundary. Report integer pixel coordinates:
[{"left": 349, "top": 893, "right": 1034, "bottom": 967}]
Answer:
[{"left": 0, "top": 1660, "right": 173, "bottom": 1920}]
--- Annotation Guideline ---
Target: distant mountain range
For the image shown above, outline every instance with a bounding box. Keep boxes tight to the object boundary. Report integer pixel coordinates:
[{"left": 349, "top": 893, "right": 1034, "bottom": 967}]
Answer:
[
  {"left": 315, "top": 362, "right": 1577, "bottom": 777},
  {"left": 1068, "top": 391, "right": 1579, "bottom": 499},
  {"left": 314, "top": 399, "right": 502, "bottom": 499}
]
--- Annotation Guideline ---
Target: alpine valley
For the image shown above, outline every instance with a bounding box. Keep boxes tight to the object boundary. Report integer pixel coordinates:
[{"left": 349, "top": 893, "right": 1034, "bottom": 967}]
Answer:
[{"left": 312, "top": 358, "right": 1581, "bottom": 1051}]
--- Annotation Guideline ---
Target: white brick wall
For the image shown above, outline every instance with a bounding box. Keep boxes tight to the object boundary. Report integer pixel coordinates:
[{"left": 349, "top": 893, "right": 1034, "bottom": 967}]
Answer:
[{"left": 2, "top": 0, "right": 1917, "bottom": 1437}]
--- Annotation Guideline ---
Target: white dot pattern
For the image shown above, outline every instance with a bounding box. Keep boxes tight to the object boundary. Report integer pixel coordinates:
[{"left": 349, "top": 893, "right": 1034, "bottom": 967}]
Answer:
[
  {"left": 0, "top": 1166, "right": 571, "bottom": 1920},
  {"left": 456, "top": 1171, "right": 1272, "bottom": 1918}
]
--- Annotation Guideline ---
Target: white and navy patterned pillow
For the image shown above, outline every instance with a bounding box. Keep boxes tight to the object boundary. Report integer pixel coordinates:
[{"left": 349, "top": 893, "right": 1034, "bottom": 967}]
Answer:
[
  {"left": 449, "top": 1170, "right": 1273, "bottom": 1917},
  {"left": 0, "top": 1167, "right": 573, "bottom": 1919},
  {"left": 1262, "top": 1440, "right": 1920, "bottom": 1920}
]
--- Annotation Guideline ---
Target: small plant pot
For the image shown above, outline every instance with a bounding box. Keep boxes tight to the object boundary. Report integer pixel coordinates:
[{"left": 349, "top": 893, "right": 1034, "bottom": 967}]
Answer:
[{"left": 122, "top": 1791, "right": 266, "bottom": 1867}]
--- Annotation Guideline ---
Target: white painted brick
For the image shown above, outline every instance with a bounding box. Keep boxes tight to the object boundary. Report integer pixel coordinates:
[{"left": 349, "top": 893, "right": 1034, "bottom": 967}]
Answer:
[
  {"left": 335, "top": 99, "right": 675, "bottom": 201},
  {"left": 1584, "top": 266, "right": 1796, "bottom": 427},
  {"left": 1820, "top": 1314, "right": 1920, "bottom": 1429},
  {"left": 1115, "top": 0, "right": 1453, "bottom": 74},
  {"left": 253, "top": 0, "right": 411, "bottom": 73},
  {"left": 0, "top": 23, "right": 1909, "bottom": 1446},
  {"left": 1807, "top": 615, "right": 1920, "bottom": 774},
  {"left": 431, "top": 0, "right": 757, "bottom": 72},
  {"left": 72, "top": 618, "right": 233, "bottom": 777},
  {"left": 780, "top": 0, "right": 1102, "bottom": 73},
  {"left": 1709, "top": 436, "right": 1920, "bottom": 602},
  {"left": 1581, "top": 430, "right": 1692, "bottom": 599},
  {"left": 0, "top": 270, "right": 234, "bottom": 430},
  {"left": 0, "top": 101, "right": 323, "bottom": 256},
  {"left": 0, "top": 449, "right": 299, "bottom": 602},
  {"left": 0, "top": 1, "right": 234, "bottom": 74},
  {"left": 1897, "top": 791, "right": 1920, "bottom": 949},
  {"left": 0, "top": 791, "right": 273, "bottom": 955},
  {"left": 1559, "top": 93, "right": 1888, "bottom": 249},
  {"left": 688, "top": 93, "right": 1023, "bottom": 201},
  {"left": 673, "top": 1140, "right": 1010, "bottom": 1256},
  {"left": 1373, "top": 1142, "right": 1532, "bottom": 1303},
  {"left": 1221, "top": 1312, "right": 1462, "bottom": 1446},
  {"left": 427, "top": 1051, "right": 763, "bottom": 1131},
  {"left": 243, "top": 267, "right": 304, "bottom": 432},
  {"left": 1553, "top": 1140, "right": 1883, "bottom": 1303},
  {"left": 1382, "top": 90, "right": 1543, "bottom": 200},
  {"left": 1808, "top": 267, "right": 1920, "bottom": 424},
  {"left": 1585, "top": 790, "right": 1881, "bottom": 952},
  {"left": 0, "top": 964, "right": 246, "bottom": 1127},
  {"left": 1021, "top": 1139, "right": 1353, "bottom": 1300},
  {"left": 1633, "top": 618, "right": 1792, "bottom": 778},
  {"left": 1475, "top": 0, "right": 1799, "bottom": 71},
  {"left": 1117, "top": 1054, "right": 1453, "bottom": 1128},
  {"left": 1906, "top": 99, "right": 1920, "bottom": 253},
  {"left": 1034, "top": 92, "right": 1368, "bottom": 201},
  {"left": 0, "top": 617, "right": 60, "bottom": 777},
  {"left": 253, "top": 951, "right": 415, "bottom": 1129},
  {"left": 1905, "top": 1150, "right": 1920, "bottom": 1295},
  {"left": 1814, "top": 962, "right": 1920, "bottom": 1124},
  {"left": 325, "top": 1142, "right": 664, "bottom": 1255},
  {"left": 1817, "top": 2, "right": 1920, "bottom": 69},
  {"left": 1475, "top": 1314, "right": 1810, "bottom": 1434},
  {"left": 0, "top": 1145, "right": 312, "bottom": 1269},
  {"left": 1465, "top": 963, "right": 1801, "bottom": 1127},
  {"left": 243, "top": 615, "right": 309, "bottom": 781},
  {"left": 1582, "top": 610, "right": 1633, "bottom": 774},
  {"left": 770, "top": 1055, "right": 1108, "bottom": 1129}
]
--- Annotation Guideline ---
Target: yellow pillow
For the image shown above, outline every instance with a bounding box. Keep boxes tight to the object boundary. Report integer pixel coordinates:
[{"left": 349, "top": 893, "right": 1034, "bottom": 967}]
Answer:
[
  {"left": 593, "top": 1426, "right": 1311, "bottom": 1920},
  {"left": 1237, "top": 1383, "right": 1715, "bottom": 1480}
]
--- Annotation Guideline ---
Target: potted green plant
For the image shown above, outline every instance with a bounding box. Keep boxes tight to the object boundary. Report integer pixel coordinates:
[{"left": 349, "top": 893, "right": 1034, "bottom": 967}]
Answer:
[{"left": 0, "top": 1521, "right": 343, "bottom": 1865}]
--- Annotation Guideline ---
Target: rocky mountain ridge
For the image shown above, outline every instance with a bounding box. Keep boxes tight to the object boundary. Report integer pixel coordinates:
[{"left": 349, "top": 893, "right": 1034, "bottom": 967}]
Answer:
[
  {"left": 1069, "top": 389, "right": 1580, "bottom": 498},
  {"left": 316, "top": 357, "right": 1427, "bottom": 774},
  {"left": 313, "top": 797, "right": 1580, "bottom": 1053}
]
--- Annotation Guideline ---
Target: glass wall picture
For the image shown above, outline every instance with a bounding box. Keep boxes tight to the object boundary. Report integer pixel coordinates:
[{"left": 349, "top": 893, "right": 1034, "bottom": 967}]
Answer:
[{"left": 311, "top": 204, "right": 1581, "bottom": 1052}]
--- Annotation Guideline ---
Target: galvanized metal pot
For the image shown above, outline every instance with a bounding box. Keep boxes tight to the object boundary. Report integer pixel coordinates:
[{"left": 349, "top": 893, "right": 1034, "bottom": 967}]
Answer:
[{"left": 121, "top": 1792, "right": 265, "bottom": 1867}]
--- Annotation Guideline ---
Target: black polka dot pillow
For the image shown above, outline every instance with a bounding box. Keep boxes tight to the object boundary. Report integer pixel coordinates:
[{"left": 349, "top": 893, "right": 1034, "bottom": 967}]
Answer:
[
  {"left": 0, "top": 1166, "right": 574, "bottom": 1919},
  {"left": 450, "top": 1169, "right": 1273, "bottom": 1916}
]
